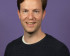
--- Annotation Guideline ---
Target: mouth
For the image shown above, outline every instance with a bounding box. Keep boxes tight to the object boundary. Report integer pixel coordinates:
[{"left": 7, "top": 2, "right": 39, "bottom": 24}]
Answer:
[
  {"left": 26, "top": 22, "right": 36, "bottom": 27},
  {"left": 26, "top": 22, "right": 36, "bottom": 24}
]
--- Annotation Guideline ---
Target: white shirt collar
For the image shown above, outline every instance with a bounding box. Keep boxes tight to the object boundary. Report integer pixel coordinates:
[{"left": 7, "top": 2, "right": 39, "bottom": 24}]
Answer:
[{"left": 22, "top": 35, "right": 30, "bottom": 44}]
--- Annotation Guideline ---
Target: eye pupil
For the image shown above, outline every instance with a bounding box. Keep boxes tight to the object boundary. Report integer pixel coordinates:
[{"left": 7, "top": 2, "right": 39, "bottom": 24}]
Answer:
[
  {"left": 23, "top": 10, "right": 28, "bottom": 13},
  {"left": 36, "top": 11, "right": 38, "bottom": 12},
  {"left": 35, "top": 10, "right": 39, "bottom": 13},
  {"left": 24, "top": 10, "right": 27, "bottom": 12}
]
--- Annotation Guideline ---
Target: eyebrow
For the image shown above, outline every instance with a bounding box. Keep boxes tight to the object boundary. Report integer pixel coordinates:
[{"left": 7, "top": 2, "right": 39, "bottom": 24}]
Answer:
[
  {"left": 33, "top": 9, "right": 40, "bottom": 11},
  {"left": 21, "top": 8, "right": 40, "bottom": 10}
]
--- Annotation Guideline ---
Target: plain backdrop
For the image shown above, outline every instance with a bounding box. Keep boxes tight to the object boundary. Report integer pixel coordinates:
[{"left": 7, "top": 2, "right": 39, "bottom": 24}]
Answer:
[{"left": 0, "top": 0, "right": 70, "bottom": 56}]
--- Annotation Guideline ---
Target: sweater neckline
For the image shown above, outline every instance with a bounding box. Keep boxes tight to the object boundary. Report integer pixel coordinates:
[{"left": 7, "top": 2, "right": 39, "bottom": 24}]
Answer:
[{"left": 20, "top": 33, "right": 48, "bottom": 46}]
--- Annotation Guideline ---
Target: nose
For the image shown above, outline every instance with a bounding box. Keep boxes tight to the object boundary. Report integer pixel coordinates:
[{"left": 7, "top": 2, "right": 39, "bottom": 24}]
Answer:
[{"left": 28, "top": 12, "right": 33, "bottom": 20}]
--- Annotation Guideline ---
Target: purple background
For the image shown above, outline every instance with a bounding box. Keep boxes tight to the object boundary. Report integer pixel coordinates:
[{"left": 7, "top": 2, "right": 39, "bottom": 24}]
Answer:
[{"left": 0, "top": 0, "right": 70, "bottom": 56}]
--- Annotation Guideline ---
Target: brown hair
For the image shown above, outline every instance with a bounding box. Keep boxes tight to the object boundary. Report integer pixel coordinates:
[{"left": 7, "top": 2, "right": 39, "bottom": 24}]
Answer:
[{"left": 17, "top": 0, "right": 48, "bottom": 11}]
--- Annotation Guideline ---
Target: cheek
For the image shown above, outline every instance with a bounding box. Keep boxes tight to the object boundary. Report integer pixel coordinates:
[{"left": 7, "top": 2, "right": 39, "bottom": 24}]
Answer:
[
  {"left": 36, "top": 16, "right": 42, "bottom": 24},
  {"left": 35, "top": 15, "right": 42, "bottom": 20},
  {"left": 20, "top": 14, "right": 27, "bottom": 20},
  {"left": 34, "top": 14, "right": 42, "bottom": 20}
]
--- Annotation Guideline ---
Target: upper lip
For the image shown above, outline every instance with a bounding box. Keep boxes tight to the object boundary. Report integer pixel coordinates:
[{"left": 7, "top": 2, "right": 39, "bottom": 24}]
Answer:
[
  {"left": 26, "top": 22, "right": 36, "bottom": 24},
  {"left": 26, "top": 22, "right": 36, "bottom": 23}
]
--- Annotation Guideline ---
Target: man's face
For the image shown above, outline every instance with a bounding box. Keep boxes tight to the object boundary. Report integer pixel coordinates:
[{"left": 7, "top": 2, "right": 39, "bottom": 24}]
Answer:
[{"left": 18, "top": 0, "right": 46, "bottom": 33}]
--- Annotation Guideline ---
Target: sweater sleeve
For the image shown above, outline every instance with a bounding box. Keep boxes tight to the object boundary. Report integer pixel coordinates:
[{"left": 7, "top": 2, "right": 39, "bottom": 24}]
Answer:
[
  {"left": 4, "top": 44, "right": 9, "bottom": 56},
  {"left": 4, "top": 43, "right": 12, "bottom": 56},
  {"left": 56, "top": 45, "right": 70, "bottom": 56}
]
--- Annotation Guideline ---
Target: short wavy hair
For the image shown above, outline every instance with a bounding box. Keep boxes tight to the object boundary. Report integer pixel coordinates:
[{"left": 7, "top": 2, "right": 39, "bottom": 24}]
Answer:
[{"left": 17, "top": 0, "right": 48, "bottom": 11}]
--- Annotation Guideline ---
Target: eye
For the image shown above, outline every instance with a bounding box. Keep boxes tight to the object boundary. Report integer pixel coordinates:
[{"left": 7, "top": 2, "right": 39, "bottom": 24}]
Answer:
[
  {"left": 23, "top": 10, "right": 28, "bottom": 13},
  {"left": 34, "top": 10, "right": 39, "bottom": 13}
]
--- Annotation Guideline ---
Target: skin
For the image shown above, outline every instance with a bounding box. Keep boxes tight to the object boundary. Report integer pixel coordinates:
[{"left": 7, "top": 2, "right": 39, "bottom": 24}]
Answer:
[{"left": 18, "top": 0, "right": 46, "bottom": 44}]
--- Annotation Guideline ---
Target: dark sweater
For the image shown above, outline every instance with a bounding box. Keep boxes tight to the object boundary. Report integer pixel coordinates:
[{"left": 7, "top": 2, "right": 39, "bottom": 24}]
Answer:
[{"left": 4, "top": 34, "right": 70, "bottom": 56}]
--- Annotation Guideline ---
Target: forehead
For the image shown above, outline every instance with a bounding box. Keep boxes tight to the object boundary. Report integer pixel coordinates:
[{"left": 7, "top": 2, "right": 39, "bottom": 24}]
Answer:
[{"left": 20, "top": 0, "right": 42, "bottom": 9}]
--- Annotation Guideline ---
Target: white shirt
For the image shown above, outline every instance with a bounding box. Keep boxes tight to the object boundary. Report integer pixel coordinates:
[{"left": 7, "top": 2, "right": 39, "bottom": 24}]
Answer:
[{"left": 22, "top": 35, "right": 30, "bottom": 44}]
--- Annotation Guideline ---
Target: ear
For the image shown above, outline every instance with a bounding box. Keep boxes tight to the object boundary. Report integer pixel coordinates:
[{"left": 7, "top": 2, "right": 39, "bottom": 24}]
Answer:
[
  {"left": 42, "top": 10, "right": 46, "bottom": 20},
  {"left": 17, "top": 10, "right": 21, "bottom": 19}
]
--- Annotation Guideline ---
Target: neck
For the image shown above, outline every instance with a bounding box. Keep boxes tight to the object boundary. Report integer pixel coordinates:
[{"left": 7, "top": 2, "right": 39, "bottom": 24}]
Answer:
[{"left": 23, "top": 29, "right": 46, "bottom": 44}]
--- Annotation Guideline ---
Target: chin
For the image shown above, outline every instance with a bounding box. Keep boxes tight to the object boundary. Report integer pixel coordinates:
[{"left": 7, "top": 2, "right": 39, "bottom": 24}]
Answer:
[
  {"left": 25, "top": 29, "right": 36, "bottom": 34},
  {"left": 24, "top": 27, "right": 39, "bottom": 34},
  {"left": 27, "top": 32, "right": 34, "bottom": 34}
]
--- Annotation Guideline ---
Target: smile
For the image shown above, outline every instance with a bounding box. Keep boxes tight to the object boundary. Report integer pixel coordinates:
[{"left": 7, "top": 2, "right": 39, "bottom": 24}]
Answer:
[
  {"left": 26, "top": 22, "right": 36, "bottom": 24},
  {"left": 26, "top": 22, "right": 36, "bottom": 27}
]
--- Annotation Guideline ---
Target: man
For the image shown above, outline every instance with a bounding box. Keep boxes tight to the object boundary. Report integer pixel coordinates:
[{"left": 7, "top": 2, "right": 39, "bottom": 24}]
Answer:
[{"left": 4, "top": 0, "right": 70, "bottom": 56}]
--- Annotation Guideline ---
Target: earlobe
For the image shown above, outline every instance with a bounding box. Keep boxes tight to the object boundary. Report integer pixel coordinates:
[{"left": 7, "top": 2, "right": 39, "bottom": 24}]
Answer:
[
  {"left": 17, "top": 10, "right": 20, "bottom": 19},
  {"left": 43, "top": 10, "right": 46, "bottom": 19}
]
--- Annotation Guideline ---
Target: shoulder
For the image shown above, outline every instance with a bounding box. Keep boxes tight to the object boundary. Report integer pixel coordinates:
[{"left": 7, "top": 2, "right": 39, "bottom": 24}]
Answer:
[
  {"left": 46, "top": 34, "right": 70, "bottom": 55},
  {"left": 6, "top": 36, "right": 23, "bottom": 49},
  {"left": 46, "top": 34, "right": 67, "bottom": 48},
  {"left": 4, "top": 36, "right": 23, "bottom": 56}
]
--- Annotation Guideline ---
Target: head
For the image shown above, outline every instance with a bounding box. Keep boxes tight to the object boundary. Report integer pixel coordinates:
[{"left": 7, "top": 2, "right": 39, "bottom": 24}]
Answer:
[
  {"left": 17, "top": 0, "right": 47, "bottom": 34},
  {"left": 17, "top": 0, "right": 48, "bottom": 12}
]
